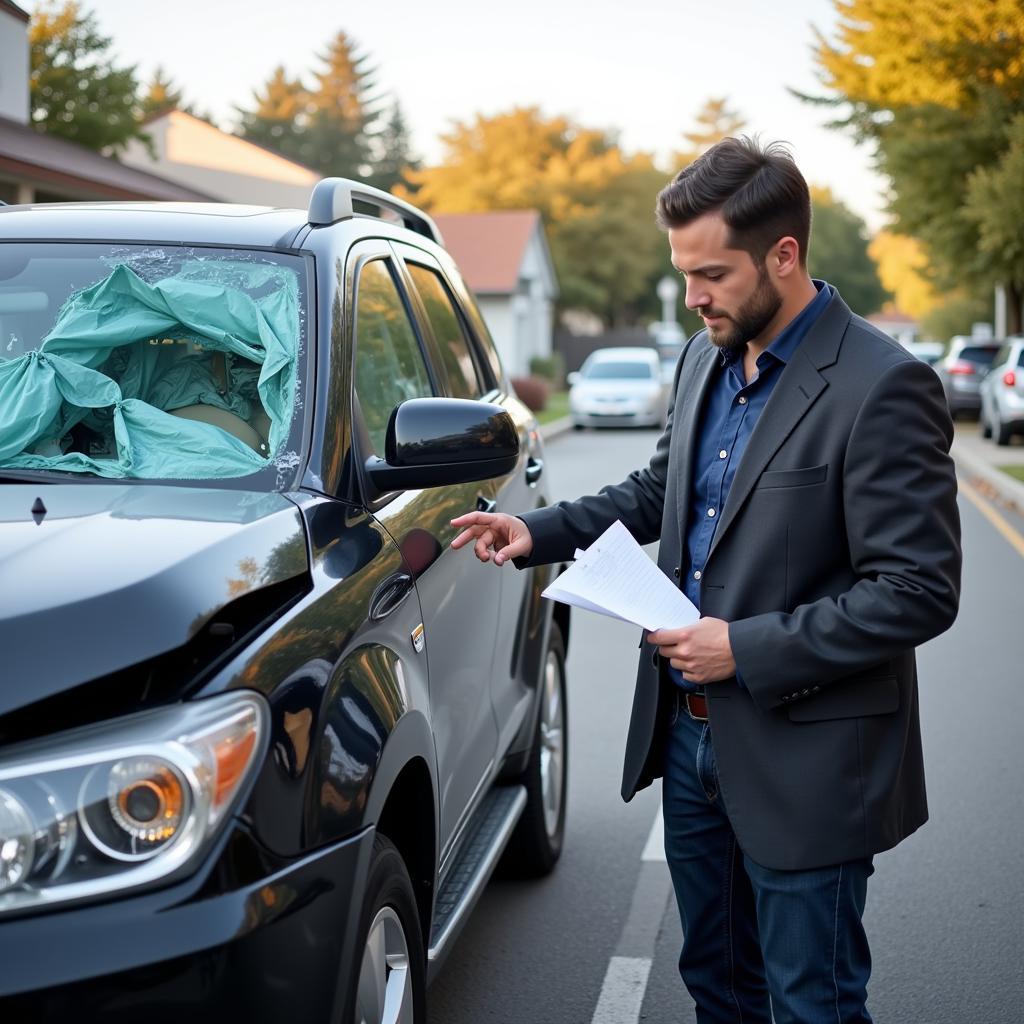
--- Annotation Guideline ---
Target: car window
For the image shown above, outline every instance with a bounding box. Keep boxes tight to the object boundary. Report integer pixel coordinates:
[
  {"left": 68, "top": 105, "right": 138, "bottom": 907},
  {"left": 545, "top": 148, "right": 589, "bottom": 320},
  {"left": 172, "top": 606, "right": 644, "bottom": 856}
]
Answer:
[
  {"left": 0, "top": 242, "right": 305, "bottom": 483},
  {"left": 959, "top": 346, "right": 999, "bottom": 365},
  {"left": 1017, "top": 349, "right": 1024, "bottom": 368},
  {"left": 584, "top": 361, "right": 655, "bottom": 380},
  {"left": 353, "top": 260, "right": 434, "bottom": 456},
  {"left": 407, "top": 263, "right": 485, "bottom": 400}
]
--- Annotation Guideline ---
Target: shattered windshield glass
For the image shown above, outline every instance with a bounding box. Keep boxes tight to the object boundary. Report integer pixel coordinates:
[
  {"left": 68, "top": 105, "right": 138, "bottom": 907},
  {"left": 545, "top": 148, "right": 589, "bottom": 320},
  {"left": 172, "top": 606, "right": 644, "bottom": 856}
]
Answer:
[{"left": 0, "top": 243, "right": 308, "bottom": 486}]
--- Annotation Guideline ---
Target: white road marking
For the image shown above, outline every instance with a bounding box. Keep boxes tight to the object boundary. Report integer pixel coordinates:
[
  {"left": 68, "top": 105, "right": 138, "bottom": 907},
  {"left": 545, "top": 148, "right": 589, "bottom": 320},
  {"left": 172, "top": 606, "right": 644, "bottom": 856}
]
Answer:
[
  {"left": 642, "top": 803, "right": 665, "bottom": 861},
  {"left": 590, "top": 956, "right": 653, "bottom": 1024}
]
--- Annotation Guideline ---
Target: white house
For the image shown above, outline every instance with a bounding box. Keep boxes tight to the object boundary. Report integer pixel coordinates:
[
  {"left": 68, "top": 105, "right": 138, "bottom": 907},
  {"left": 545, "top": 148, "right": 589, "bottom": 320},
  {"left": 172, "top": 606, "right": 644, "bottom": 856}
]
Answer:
[
  {"left": 432, "top": 211, "right": 559, "bottom": 378},
  {"left": 119, "top": 109, "right": 321, "bottom": 209}
]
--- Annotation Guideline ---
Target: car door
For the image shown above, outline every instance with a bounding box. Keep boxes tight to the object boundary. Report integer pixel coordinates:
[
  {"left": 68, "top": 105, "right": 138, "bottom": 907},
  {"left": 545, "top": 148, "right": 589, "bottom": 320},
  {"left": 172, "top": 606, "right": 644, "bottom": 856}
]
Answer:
[
  {"left": 347, "top": 244, "right": 500, "bottom": 857},
  {"left": 394, "top": 242, "right": 539, "bottom": 758}
]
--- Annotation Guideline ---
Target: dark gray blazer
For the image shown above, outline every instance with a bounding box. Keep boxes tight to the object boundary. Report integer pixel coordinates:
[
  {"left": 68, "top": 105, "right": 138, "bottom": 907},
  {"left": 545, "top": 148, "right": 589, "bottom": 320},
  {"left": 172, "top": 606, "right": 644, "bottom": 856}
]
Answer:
[{"left": 519, "top": 291, "right": 961, "bottom": 870}]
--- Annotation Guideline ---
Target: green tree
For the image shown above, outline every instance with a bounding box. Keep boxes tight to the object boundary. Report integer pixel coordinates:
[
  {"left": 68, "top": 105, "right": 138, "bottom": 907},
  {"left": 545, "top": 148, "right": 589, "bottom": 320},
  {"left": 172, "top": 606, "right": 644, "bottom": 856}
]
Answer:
[
  {"left": 808, "top": 188, "right": 887, "bottom": 315},
  {"left": 237, "top": 65, "right": 309, "bottom": 160},
  {"left": 805, "top": 0, "right": 1024, "bottom": 331},
  {"left": 140, "top": 66, "right": 183, "bottom": 118},
  {"left": 304, "top": 31, "right": 379, "bottom": 178},
  {"left": 29, "top": 1, "right": 147, "bottom": 153},
  {"left": 367, "top": 101, "right": 418, "bottom": 193}
]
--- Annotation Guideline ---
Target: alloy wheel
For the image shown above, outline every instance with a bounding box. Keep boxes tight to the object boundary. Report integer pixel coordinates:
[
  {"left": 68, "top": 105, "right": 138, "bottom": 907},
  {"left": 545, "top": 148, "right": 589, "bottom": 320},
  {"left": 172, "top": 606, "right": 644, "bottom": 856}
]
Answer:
[{"left": 355, "top": 905, "right": 414, "bottom": 1024}]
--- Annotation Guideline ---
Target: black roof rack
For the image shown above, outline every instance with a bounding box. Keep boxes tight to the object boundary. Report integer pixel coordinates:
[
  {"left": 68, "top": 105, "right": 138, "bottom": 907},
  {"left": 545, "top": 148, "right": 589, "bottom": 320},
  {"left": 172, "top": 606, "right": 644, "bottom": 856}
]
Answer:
[{"left": 307, "top": 178, "right": 443, "bottom": 245}]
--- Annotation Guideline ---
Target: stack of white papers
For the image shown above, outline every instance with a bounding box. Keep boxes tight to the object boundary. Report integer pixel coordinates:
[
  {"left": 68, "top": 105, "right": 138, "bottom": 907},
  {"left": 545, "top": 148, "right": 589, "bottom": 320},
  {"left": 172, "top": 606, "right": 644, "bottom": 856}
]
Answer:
[{"left": 541, "top": 520, "right": 700, "bottom": 631}]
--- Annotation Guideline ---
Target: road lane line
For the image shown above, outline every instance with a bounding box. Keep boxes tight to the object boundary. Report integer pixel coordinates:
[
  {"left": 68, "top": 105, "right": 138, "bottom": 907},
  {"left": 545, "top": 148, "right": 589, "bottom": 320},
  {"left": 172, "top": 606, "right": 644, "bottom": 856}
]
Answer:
[
  {"left": 641, "top": 804, "right": 665, "bottom": 861},
  {"left": 591, "top": 957, "right": 652, "bottom": 1024},
  {"left": 959, "top": 477, "right": 1024, "bottom": 559}
]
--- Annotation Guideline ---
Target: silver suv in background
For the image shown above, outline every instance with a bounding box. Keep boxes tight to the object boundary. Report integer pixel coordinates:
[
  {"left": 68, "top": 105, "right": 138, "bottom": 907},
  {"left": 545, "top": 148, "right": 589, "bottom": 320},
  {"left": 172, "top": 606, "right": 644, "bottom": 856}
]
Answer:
[
  {"left": 933, "top": 337, "right": 1002, "bottom": 419},
  {"left": 980, "top": 337, "right": 1024, "bottom": 445}
]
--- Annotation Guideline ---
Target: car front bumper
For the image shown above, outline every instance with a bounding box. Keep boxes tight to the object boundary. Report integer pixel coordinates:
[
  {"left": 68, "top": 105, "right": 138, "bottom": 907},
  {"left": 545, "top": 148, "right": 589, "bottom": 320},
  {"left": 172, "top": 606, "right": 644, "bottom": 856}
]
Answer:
[
  {"left": 572, "top": 407, "right": 662, "bottom": 427},
  {"left": 0, "top": 823, "right": 375, "bottom": 1022}
]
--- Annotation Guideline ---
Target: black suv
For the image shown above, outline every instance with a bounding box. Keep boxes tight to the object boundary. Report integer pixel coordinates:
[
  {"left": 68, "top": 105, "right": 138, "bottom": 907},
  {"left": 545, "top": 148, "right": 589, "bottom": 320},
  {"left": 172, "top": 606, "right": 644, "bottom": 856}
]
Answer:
[{"left": 0, "top": 181, "right": 570, "bottom": 1022}]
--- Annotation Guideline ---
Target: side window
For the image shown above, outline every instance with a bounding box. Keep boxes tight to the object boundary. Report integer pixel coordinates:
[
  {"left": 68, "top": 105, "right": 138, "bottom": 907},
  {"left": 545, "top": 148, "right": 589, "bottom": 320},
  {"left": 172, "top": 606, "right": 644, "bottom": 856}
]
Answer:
[
  {"left": 354, "top": 260, "right": 434, "bottom": 455},
  {"left": 1017, "top": 348, "right": 1024, "bottom": 368},
  {"left": 407, "top": 264, "right": 485, "bottom": 400}
]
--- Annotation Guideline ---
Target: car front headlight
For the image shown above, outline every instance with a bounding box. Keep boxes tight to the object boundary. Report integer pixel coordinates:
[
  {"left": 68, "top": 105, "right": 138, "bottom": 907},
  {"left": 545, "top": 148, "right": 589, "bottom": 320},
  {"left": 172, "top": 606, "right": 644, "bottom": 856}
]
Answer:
[{"left": 0, "top": 690, "right": 267, "bottom": 916}]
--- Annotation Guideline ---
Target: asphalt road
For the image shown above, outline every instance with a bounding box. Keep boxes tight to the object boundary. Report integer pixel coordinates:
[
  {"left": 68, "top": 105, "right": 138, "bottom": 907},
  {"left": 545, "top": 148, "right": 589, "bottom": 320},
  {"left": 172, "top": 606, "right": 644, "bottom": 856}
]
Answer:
[{"left": 427, "top": 425, "right": 1024, "bottom": 1024}]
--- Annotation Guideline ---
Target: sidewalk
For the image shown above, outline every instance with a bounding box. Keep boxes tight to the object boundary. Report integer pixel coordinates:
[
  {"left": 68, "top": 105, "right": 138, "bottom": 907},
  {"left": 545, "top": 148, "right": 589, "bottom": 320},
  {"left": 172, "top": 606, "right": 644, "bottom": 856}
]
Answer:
[{"left": 950, "top": 422, "right": 1024, "bottom": 513}]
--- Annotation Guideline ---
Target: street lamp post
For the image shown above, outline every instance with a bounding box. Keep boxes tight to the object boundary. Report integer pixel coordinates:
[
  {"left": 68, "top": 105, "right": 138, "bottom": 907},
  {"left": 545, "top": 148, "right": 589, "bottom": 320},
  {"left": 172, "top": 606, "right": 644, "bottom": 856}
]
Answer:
[{"left": 656, "top": 276, "right": 679, "bottom": 327}]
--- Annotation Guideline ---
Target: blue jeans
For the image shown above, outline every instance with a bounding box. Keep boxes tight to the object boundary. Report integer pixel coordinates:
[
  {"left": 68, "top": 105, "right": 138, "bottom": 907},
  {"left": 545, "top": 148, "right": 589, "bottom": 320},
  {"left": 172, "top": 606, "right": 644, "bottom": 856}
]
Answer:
[{"left": 662, "top": 693, "right": 874, "bottom": 1023}]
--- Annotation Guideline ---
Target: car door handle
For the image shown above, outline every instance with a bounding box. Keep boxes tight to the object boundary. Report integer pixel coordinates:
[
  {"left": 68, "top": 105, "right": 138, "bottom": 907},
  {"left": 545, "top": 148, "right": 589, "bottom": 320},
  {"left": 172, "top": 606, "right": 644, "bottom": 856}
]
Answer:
[
  {"left": 525, "top": 457, "right": 544, "bottom": 484},
  {"left": 369, "top": 571, "right": 414, "bottom": 620},
  {"left": 476, "top": 494, "right": 497, "bottom": 514}
]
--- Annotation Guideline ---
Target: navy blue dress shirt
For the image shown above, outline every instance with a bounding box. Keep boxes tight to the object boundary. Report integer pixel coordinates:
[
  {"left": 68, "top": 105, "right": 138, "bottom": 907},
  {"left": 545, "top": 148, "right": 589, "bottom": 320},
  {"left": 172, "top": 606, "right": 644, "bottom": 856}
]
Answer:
[{"left": 668, "top": 280, "right": 834, "bottom": 692}]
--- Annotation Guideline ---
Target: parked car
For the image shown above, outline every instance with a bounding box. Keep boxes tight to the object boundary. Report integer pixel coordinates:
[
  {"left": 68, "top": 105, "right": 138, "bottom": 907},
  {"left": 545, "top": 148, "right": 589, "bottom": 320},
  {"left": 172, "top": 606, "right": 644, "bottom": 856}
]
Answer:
[
  {"left": 933, "top": 337, "right": 1002, "bottom": 418},
  {"left": 568, "top": 346, "right": 669, "bottom": 429},
  {"left": 0, "top": 180, "right": 570, "bottom": 1022},
  {"left": 901, "top": 340, "right": 944, "bottom": 365},
  {"left": 980, "top": 337, "right": 1024, "bottom": 445}
]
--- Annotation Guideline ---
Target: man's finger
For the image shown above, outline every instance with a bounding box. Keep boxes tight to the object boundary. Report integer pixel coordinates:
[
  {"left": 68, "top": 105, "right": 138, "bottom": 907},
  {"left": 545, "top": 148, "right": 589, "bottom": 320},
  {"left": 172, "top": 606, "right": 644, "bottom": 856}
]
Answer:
[
  {"left": 474, "top": 529, "right": 495, "bottom": 562},
  {"left": 450, "top": 511, "right": 496, "bottom": 529}
]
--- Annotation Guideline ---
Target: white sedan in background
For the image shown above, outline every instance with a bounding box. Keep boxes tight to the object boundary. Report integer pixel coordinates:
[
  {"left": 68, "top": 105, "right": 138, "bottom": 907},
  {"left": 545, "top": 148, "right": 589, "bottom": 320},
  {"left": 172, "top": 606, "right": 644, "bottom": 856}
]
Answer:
[{"left": 568, "top": 347, "right": 669, "bottom": 430}]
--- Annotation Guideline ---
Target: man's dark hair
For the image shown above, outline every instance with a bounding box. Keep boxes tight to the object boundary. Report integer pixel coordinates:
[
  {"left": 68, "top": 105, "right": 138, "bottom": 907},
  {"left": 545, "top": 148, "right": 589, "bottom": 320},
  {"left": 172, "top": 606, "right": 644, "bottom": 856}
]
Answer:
[{"left": 655, "top": 136, "right": 811, "bottom": 266}]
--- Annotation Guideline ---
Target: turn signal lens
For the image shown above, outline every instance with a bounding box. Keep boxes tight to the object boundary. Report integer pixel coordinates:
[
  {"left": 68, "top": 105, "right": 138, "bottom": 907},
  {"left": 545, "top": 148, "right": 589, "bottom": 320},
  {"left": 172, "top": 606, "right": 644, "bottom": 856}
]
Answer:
[{"left": 212, "top": 729, "right": 257, "bottom": 810}]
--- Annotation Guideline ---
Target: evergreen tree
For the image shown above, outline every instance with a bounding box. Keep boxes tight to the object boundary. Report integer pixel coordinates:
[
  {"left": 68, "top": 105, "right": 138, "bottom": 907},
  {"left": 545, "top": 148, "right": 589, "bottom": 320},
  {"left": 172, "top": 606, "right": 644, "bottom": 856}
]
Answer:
[
  {"left": 237, "top": 66, "right": 310, "bottom": 162},
  {"left": 29, "top": 1, "right": 147, "bottom": 153},
  {"left": 140, "top": 66, "right": 184, "bottom": 118},
  {"left": 304, "top": 31, "right": 379, "bottom": 178},
  {"left": 368, "top": 101, "right": 419, "bottom": 193},
  {"left": 673, "top": 97, "right": 747, "bottom": 168}
]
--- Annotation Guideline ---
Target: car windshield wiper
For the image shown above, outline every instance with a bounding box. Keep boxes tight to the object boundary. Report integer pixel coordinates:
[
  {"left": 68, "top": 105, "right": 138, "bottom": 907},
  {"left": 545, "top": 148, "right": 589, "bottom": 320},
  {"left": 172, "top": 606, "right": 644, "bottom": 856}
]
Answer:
[{"left": 0, "top": 469, "right": 98, "bottom": 483}]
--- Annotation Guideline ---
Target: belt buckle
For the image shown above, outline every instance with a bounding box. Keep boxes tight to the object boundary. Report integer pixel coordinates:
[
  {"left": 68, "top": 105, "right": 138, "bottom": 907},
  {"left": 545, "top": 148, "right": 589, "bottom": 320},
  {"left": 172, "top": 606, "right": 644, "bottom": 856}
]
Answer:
[{"left": 684, "top": 691, "right": 709, "bottom": 722}]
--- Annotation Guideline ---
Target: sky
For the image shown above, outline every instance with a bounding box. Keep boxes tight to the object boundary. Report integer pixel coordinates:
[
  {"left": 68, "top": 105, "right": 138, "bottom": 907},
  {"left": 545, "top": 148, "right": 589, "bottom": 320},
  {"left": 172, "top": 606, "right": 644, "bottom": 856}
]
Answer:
[{"left": 83, "top": 0, "right": 889, "bottom": 231}]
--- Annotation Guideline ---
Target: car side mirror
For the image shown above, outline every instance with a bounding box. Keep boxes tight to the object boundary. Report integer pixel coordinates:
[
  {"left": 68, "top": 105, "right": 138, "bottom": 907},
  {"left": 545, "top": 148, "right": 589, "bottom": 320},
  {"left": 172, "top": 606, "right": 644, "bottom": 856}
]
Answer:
[
  {"left": 363, "top": 397, "right": 519, "bottom": 497},
  {"left": 567, "top": 372, "right": 580, "bottom": 386}
]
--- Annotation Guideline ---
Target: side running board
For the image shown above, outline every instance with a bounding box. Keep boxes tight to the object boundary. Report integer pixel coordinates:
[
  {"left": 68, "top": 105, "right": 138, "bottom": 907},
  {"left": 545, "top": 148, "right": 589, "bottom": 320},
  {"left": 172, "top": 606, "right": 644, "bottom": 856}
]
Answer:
[{"left": 427, "top": 785, "right": 527, "bottom": 972}]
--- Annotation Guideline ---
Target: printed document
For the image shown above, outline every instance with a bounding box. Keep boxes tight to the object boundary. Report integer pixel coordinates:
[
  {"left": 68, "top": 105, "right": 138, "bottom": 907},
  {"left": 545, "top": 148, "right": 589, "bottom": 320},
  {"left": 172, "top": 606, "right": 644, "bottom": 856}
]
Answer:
[{"left": 542, "top": 520, "right": 700, "bottom": 631}]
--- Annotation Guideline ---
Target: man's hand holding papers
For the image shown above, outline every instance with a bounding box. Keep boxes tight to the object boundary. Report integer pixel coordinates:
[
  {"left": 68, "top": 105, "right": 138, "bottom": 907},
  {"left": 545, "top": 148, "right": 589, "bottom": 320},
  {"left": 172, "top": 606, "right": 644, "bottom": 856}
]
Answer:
[{"left": 542, "top": 520, "right": 736, "bottom": 684}]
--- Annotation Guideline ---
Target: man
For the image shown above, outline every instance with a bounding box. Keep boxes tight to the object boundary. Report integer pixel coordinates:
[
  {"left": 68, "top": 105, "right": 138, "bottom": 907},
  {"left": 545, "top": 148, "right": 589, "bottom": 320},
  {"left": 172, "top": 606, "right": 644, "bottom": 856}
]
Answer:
[{"left": 451, "top": 137, "right": 961, "bottom": 1023}]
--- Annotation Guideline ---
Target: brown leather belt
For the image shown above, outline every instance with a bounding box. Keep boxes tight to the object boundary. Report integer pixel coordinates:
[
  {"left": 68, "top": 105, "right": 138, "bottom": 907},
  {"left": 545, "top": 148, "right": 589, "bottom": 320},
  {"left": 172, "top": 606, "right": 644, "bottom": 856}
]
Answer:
[{"left": 684, "top": 691, "right": 709, "bottom": 721}]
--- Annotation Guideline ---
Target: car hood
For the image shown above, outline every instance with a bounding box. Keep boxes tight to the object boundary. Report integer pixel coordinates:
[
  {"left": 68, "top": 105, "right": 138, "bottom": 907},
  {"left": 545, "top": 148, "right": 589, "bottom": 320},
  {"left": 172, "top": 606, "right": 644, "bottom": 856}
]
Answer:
[{"left": 0, "top": 484, "right": 309, "bottom": 713}]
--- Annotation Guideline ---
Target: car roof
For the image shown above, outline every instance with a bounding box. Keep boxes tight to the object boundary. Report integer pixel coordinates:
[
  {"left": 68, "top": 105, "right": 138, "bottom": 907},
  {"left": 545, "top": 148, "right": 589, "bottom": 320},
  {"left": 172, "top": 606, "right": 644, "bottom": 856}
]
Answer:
[
  {"left": 0, "top": 202, "right": 311, "bottom": 249},
  {"left": 586, "top": 347, "right": 659, "bottom": 361}
]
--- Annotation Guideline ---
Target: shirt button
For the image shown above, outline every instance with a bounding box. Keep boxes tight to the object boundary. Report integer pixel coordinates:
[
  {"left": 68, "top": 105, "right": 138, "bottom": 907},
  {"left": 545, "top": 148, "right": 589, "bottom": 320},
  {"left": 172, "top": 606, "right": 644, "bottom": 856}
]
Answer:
[
  {"left": 738, "top": 396, "right": 747, "bottom": 405},
  {"left": 707, "top": 508, "right": 716, "bottom": 518},
  {"left": 719, "top": 450, "right": 728, "bottom": 459},
  {"left": 693, "top": 570, "right": 702, "bottom": 581},
  {"left": 673, "top": 567, "right": 680, "bottom": 578}
]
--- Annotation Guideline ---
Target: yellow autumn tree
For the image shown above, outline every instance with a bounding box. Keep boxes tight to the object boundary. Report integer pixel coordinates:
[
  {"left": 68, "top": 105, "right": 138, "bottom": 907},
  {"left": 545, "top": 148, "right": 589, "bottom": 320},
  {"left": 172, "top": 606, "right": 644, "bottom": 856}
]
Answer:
[
  {"left": 401, "top": 107, "right": 669, "bottom": 325},
  {"left": 867, "top": 232, "right": 939, "bottom": 320}
]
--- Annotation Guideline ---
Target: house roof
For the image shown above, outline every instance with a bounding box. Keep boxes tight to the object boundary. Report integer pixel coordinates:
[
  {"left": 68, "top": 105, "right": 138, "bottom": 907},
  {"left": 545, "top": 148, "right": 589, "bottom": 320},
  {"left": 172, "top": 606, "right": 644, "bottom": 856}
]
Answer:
[
  {"left": 0, "top": 115, "right": 214, "bottom": 201},
  {"left": 432, "top": 210, "right": 545, "bottom": 294},
  {"left": 0, "top": 1, "right": 30, "bottom": 23}
]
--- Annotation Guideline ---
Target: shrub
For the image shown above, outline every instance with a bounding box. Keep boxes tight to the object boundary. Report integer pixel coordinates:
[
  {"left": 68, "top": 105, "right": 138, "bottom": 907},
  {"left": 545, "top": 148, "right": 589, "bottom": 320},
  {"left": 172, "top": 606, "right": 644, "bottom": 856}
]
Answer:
[
  {"left": 510, "top": 376, "right": 550, "bottom": 412},
  {"left": 528, "top": 353, "right": 566, "bottom": 387}
]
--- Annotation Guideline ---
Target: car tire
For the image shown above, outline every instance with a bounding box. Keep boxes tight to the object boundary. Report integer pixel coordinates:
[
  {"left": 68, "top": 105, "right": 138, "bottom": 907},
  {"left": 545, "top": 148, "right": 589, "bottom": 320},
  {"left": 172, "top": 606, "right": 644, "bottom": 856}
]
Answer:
[
  {"left": 996, "top": 418, "right": 1012, "bottom": 446},
  {"left": 346, "top": 834, "right": 426, "bottom": 1024},
  {"left": 982, "top": 412, "right": 993, "bottom": 439},
  {"left": 501, "top": 622, "right": 568, "bottom": 878},
  {"left": 573, "top": 422, "right": 585, "bottom": 431}
]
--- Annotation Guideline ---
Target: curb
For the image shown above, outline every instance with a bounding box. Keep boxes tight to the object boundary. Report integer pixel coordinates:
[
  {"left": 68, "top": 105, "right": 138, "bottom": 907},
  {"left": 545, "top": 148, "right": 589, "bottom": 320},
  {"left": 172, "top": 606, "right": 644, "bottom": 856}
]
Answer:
[
  {"left": 539, "top": 415, "right": 575, "bottom": 443},
  {"left": 950, "top": 438, "right": 1024, "bottom": 514}
]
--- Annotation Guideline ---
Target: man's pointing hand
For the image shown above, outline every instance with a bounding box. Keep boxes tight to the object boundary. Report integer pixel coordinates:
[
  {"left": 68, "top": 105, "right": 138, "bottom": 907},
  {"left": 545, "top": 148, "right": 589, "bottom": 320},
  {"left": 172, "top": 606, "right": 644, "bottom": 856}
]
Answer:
[{"left": 450, "top": 511, "right": 534, "bottom": 566}]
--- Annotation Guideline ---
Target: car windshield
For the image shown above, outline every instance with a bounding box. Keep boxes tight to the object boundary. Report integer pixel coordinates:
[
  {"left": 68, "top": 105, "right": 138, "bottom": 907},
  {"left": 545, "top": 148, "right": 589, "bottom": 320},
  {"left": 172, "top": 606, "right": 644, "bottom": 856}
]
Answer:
[
  {"left": 959, "top": 346, "right": 999, "bottom": 365},
  {"left": 584, "top": 361, "right": 654, "bottom": 380},
  {"left": 0, "top": 243, "right": 307, "bottom": 486}
]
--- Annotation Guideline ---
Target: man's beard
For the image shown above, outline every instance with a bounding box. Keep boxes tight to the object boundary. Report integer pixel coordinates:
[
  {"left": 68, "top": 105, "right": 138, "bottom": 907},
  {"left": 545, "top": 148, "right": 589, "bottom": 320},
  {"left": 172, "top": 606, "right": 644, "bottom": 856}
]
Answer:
[{"left": 700, "top": 266, "right": 783, "bottom": 355}]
